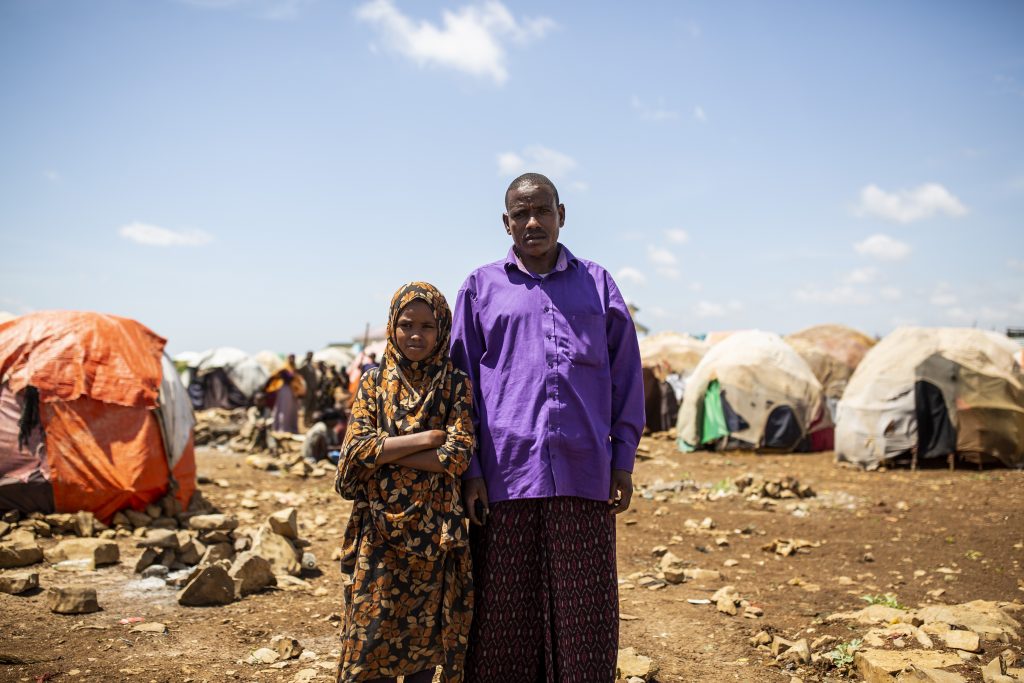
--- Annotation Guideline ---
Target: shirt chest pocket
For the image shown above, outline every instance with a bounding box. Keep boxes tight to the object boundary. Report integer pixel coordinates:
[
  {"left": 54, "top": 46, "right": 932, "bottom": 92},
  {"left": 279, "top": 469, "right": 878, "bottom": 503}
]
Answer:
[{"left": 566, "top": 313, "right": 608, "bottom": 367}]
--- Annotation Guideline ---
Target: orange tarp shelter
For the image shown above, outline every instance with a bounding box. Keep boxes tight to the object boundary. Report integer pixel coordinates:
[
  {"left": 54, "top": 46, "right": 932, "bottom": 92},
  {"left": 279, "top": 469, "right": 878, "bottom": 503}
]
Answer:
[{"left": 0, "top": 311, "right": 195, "bottom": 522}]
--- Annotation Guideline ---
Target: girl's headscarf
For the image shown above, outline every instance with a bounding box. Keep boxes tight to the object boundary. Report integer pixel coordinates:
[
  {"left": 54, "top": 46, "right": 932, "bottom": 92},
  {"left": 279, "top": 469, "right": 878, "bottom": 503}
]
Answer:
[{"left": 376, "top": 281, "right": 455, "bottom": 435}]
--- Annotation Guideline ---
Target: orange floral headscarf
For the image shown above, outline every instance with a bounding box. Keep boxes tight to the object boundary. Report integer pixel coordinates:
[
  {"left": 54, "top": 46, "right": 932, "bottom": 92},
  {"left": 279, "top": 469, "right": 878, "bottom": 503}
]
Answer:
[{"left": 376, "top": 281, "right": 455, "bottom": 436}]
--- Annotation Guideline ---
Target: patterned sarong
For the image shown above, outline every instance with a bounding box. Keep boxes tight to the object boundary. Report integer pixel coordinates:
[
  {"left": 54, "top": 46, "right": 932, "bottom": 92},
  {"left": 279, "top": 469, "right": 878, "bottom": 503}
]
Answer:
[{"left": 465, "top": 496, "right": 618, "bottom": 683}]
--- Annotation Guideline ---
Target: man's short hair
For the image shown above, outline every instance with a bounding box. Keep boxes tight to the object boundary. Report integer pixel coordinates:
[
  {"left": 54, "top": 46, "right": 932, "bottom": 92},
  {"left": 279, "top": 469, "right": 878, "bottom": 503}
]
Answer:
[{"left": 505, "top": 172, "right": 560, "bottom": 209}]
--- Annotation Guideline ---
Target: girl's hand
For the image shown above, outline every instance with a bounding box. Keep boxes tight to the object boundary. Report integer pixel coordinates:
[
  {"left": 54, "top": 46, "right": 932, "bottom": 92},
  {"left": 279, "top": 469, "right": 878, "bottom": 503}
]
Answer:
[{"left": 423, "top": 429, "right": 446, "bottom": 449}]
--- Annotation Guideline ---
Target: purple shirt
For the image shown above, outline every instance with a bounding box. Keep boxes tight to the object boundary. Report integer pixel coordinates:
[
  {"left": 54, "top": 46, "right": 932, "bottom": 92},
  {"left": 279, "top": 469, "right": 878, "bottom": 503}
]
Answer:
[{"left": 450, "top": 245, "right": 645, "bottom": 503}]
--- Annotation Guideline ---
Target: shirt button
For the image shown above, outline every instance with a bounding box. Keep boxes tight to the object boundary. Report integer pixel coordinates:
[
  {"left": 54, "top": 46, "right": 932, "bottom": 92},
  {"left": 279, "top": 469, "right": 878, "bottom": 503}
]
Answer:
[
  {"left": 548, "top": 361, "right": 554, "bottom": 368},
  {"left": 543, "top": 306, "right": 550, "bottom": 312}
]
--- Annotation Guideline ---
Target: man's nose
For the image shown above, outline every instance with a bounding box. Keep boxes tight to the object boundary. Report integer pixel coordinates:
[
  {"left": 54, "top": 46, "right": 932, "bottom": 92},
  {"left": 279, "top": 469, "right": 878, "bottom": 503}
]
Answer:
[{"left": 526, "top": 215, "right": 541, "bottom": 229}]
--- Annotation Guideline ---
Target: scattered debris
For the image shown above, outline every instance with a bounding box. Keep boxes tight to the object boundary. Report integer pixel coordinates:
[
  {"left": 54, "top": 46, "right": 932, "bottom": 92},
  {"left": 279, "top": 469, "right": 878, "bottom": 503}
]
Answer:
[{"left": 763, "top": 538, "right": 821, "bottom": 556}]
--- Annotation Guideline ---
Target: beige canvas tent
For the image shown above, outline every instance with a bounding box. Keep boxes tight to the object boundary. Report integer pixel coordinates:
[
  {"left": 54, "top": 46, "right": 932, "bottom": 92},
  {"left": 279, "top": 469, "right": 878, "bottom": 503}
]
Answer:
[
  {"left": 835, "top": 327, "right": 1024, "bottom": 469},
  {"left": 639, "top": 331, "right": 708, "bottom": 378},
  {"left": 785, "top": 324, "right": 876, "bottom": 400},
  {"left": 677, "top": 330, "right": 830, "bottom": 452},
  {"left": 639, "top": 332, "right": 708, "bottom": 432}
]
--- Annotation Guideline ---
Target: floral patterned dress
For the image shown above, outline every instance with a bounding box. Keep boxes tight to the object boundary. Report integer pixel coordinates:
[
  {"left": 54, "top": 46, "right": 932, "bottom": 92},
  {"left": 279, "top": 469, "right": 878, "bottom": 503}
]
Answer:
[{"left": 335, "top": 282, "right": 474, "bottom": 683}]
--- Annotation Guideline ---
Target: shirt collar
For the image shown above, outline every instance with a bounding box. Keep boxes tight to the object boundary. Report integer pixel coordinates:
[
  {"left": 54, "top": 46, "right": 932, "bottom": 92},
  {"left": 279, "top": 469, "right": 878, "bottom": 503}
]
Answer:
[{"left": 505, "top": 244, "right": 577, "bottom": 278}]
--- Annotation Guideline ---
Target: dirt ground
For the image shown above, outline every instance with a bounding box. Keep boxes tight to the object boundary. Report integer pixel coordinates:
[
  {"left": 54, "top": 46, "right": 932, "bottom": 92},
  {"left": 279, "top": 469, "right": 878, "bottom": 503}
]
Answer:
[{"left": 2, "top": 437, "right": 1022, "bottom": 682}]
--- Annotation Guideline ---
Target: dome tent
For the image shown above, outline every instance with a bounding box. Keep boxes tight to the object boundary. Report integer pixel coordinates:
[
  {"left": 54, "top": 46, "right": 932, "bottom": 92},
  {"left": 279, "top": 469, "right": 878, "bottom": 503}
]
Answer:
[
  {"left": 639, "top": 332, "right": 708, "bottom": 432},
  {"left": 176, "top": 347, "right": 269, "bottom": 410},
  {"left": 835, "top": 327, "right": 1024, "bottom": 469},
  {"left": 785, "top": 324, "right": 876, "bottom": 401},
  {"left": 676, "top": 330, "right": 830, "bottom": 452},
  {"left": 0, "top": 311, "right": 196, "bottom": 522}
]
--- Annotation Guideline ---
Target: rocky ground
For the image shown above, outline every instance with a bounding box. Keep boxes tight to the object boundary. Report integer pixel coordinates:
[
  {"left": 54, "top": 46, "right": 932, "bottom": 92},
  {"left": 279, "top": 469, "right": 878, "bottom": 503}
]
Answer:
[{"left": 1, "top": 436, "right": 1022, "bottom": 682}]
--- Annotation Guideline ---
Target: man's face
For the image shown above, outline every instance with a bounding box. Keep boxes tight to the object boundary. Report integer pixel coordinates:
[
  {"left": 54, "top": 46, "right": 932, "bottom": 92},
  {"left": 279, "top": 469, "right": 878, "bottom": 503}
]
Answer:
[{"left": 503, "top": 183, "right": 564, "bottom": 262}]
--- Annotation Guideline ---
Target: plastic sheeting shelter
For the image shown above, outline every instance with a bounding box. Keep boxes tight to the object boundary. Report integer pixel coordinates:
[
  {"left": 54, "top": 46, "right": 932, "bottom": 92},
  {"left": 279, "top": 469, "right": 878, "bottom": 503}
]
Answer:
[
  {"left": 313, "top": 346, "right": 355, "bottom": 371},
  {"left": 0, "top": 311, "right": 196, "bottom": 522},
  {"left": 639, "top": 332, "right": 708, "bottom": 432},
  {"left": 176, "top": 347, "right": 268, "bottom": 410},
  {"left": 785, "top": 324, "right": 876, "bottom": 400},
  {"left": 677, "top": 330, "right": 830, "bottom": 452},
  {"left": 835, "top": 327, "right": 1024, "bottom": 469}
]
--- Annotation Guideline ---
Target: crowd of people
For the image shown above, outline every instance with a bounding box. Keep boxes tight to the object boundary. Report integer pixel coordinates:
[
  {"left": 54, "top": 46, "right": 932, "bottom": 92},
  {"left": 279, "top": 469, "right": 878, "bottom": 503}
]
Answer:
[{"left": 257, "top": 351, "right": 378, "bottom": 466}]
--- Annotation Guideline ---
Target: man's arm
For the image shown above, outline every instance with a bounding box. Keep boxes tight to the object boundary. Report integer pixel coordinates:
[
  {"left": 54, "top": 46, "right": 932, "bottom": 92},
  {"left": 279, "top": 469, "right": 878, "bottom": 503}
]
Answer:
[
  {"left": 450, "top": 282, "right": 486, "bottom": 481},
  {"left": 604, "top": 271, "right": 646, "bottom": 513},
  {"left": 451, "top": 281, "right": 489, "bottom": 524}
]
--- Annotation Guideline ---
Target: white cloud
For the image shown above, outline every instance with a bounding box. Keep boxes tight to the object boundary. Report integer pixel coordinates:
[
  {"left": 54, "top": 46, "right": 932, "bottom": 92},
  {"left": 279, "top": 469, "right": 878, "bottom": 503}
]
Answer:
[
  {"left": 1009, "top": 258, "right": 1024, "bottom": 273},
  {"left": 693, "top": 105, "right": 706, "bottom": 123},
  {"left": 794, "top": 284, "right": 871, "bottom": 306},
  {"left": 630, "top": 95, "right": 678, "bottom": 122},
  {"left": 355, "top": 0, "right": 554, "bottom": 84},
  {"left": 693, "top": 300, "right": 741, "bottom": 318},
  {"left": 119, "top": 222, "right": 213, "bottom": 247},
  {"left": 664, "top": 228, "right": 689, "bottom": 244},
  {"left": 656, "top": 267, "right": 680, "bottom": 280},
  {"left": 693, "top": 301, "right": 725, "bottom": 318},
  {"left": 569, "top": 180, "right": 589, "bottom": 192},
  {"left": 689, "top": 281, "right": 703, "bottom": 292},
  {"left": 930, "top": 283, "right": 958, "bottom": 308},
  {"left": 647, "top": 246, "right": 677, "bottom": 267},
  {"left": 650, "top": 306, "right": 673, "bottom": 320},
  {"left": 496, "top": 145, "right": 577, "bottom": 179},
  {"left": 879, "top": 286, "right": 902, "bottom": 301},
  {"left": 615, "top": 267, "right": 647, "bottom": 286},
  {"left": 856, "top": 183, "right": 967, "bottom": 224},
  {"left": 844, "top": 266, "right": 877, "bottom": 285},
  {"left": 854, "top": 233, "right": 911, "bottom": 261}
]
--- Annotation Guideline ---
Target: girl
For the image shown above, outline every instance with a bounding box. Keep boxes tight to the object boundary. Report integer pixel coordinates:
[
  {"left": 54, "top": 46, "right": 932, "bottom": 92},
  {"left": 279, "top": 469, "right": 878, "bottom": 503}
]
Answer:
[{"left": 336, "top": 282, "right": 474, "bottom": 683}]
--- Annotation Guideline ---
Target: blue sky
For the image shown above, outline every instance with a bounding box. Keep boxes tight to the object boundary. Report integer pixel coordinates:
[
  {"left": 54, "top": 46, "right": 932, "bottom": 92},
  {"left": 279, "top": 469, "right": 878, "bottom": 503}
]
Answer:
[{"left": 2, "top": 0, "right": 1023, "bottom": 355}]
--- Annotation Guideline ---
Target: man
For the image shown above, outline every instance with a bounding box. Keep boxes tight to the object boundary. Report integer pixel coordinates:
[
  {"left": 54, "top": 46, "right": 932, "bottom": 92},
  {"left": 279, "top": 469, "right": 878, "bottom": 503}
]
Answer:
[
  {"left": 301, "top": 410, "right": 343, "bottom": 464},
  {"left": 451, "top": 172, "right": 645, "bottom": 682}
]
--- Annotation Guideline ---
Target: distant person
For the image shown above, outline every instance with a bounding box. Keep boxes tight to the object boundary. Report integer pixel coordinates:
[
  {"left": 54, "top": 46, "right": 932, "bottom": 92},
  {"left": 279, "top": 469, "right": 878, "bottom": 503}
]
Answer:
[
  {"left": 265, "top": 354, "right": 306, "bottom": 434},
  {"left": 336, "top": 282, "right": 474, "bottom": 683},
  {"left": 360, "top": 351, "right": 378, "bottom": 374},
  {"left": 315, "top": 360, "right": 342, "bottom": 412},
  {"left": 451, "top": 172, "right": 645, "bottom": 682},
  {"left": 298, "top": 351, "right": 319, "bottom": 428},
  {"left": 301, "top": 410, "right": 343, "bottom": 464}
]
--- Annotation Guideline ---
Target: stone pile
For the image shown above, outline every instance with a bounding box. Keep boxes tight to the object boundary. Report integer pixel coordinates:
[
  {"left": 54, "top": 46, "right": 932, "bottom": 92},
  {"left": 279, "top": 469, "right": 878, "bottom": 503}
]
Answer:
[
  {"left": 752, "top": 600, "right": 1024, "bottom": 682},
  {"left": 124, "top": 506, "right": 313, "bottom": 607},
  {"left": 193, "top": 408, "right": 249, "bottom": 446},
  {"left": 762, "top": 538, "right": 822, "bottom": 557},
  {"left": 734, "top": 474, "right": 816, "bottom": 500}
]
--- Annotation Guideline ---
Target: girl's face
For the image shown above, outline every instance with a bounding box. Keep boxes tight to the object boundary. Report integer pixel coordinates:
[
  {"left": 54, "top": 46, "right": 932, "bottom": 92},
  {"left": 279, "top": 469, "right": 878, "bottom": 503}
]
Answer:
[{"left": 395, "top": 299, "right": 438, "bottom": 362}]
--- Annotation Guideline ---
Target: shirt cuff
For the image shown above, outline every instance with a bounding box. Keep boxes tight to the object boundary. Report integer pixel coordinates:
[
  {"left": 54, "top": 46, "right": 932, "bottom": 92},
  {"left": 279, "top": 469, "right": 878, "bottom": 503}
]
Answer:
[
  {"left": 611, "top": 440, "right": 637, "bottom": 473},
  {"left": 462, "top": 455, "right": 484, "bottom": 480}
]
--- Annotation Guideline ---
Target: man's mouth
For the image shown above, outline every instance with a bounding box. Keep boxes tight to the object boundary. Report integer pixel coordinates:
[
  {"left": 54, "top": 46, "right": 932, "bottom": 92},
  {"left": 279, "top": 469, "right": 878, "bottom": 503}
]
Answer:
[{"left": 524, "top": 233, "right": 546, "bottom": 243}]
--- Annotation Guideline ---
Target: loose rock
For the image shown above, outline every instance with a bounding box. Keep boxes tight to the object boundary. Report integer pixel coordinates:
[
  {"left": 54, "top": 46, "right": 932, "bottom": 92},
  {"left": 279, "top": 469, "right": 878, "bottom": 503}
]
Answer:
[
  {"left": 44, "top": 538, "right": 119, "bottom": 567},
  {"left": 230, "top": 552, "right": 277, "bottom": 596},
  {"left": 268, "top": 508, "right": 299, "bottom": 539},
  {"left": 0, "top": 572, "right": 39, "bottom": 595},
  {"left": 178, "top": 564, "right": 235, "bottom": 606},
  {"left": 616, "top": 647, "right": 657, "bottom": 680},
  {"left": 0, "top": 539, "right": 43, "bottom": 568},
  {"left": 48, "top": 586, "right": 100, "bottom": 614}
]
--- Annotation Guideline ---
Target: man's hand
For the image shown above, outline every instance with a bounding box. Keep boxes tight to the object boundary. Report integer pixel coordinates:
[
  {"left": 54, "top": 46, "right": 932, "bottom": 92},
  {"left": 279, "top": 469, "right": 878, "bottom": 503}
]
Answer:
[
  {"left": 464, "top": 477, "right": 489, "bottom": 525},
  {"left": 608, "top": 469, "right": 633, "bottom": 515}
]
